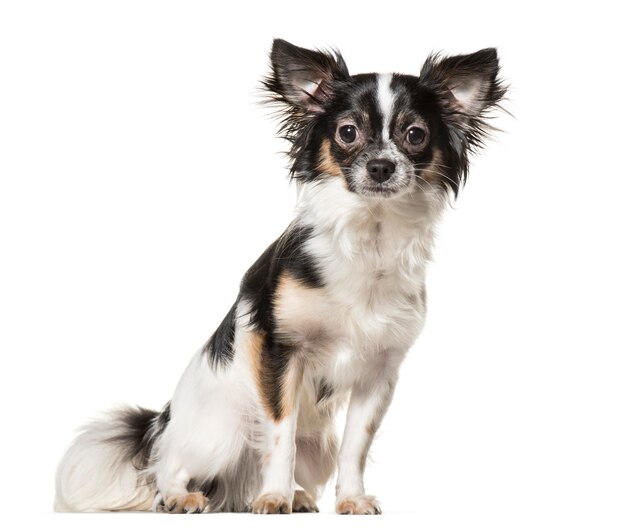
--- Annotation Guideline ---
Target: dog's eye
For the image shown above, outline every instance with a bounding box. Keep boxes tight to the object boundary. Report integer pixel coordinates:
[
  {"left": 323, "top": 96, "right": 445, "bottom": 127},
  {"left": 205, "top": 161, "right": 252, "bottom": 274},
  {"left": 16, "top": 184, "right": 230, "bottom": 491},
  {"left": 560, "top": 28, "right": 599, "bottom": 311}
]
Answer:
[
  {"left": 407, "top": 127, "right": 426, "bottom": 146},
  {"left": 338, "top": 125, "right": 357, "bottom": 144}
]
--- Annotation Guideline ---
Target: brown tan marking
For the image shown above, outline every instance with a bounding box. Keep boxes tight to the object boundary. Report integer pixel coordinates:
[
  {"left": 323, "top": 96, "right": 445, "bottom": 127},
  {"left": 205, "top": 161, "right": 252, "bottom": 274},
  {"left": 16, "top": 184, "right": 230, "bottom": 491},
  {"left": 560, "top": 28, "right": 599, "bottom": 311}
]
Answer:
[
  {"left": 247, "top": 274, "right": 309, "bottom": 422},
  {"left": 246, "top": 328, "right": 266, "bottom": 404},
  {"left": 421, "top": 147, "right": 444, "bottom": 182},
  {"left": 273, "top": 272, "right": 331, "bottom": 350},
  {"left": 271, "top": 271, "right": 331, "bottom": 420},
  {"left": 276, "top": 352, "right": 304, "bottom": 420},
  {"left": 317, "top": 138, "right": 342, "bottom": 177}
]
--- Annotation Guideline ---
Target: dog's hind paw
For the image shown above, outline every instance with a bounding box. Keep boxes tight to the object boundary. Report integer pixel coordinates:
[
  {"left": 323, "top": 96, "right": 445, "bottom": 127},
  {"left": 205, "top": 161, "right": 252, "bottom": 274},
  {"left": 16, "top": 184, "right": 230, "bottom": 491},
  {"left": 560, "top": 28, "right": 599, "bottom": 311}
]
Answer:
[
  {"left": 162, "top": 492, "right": 208, "bottom": 514},
  {"left": 292, "top": 489, "right": 318, "bottom": 512}
]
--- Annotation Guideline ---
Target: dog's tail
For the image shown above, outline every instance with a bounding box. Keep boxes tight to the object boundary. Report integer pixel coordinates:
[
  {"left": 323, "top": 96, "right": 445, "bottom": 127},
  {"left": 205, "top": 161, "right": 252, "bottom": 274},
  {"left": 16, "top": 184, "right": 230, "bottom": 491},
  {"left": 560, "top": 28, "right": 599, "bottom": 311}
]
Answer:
[{"left": 54, "top": 404, "right": 170, "bottom": 512}]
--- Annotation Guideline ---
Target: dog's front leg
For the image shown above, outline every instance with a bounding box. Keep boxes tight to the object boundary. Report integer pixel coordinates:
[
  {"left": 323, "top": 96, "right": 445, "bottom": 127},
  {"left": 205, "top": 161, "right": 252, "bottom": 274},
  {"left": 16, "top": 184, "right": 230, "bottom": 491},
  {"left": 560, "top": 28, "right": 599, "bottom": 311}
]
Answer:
[
  {"left": 251, "top": 347, "right": 303, "bottom": 514},
  {"left": 335, "top": 354, "right": 402, "bottom": 515},
  {"left": 251, "top": 410, "right": 298, "bottom": 514}
]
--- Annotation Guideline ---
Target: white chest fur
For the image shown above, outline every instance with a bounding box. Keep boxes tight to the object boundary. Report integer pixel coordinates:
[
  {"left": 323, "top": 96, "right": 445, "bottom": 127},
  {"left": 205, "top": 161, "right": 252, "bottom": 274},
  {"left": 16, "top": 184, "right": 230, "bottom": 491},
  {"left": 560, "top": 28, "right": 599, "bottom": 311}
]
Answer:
[
  {"left": 292, "top": 179, "right": 442, "bottom": 387},
  {"left": 308, "top": 221, "right": 426, "bottom": 353}
]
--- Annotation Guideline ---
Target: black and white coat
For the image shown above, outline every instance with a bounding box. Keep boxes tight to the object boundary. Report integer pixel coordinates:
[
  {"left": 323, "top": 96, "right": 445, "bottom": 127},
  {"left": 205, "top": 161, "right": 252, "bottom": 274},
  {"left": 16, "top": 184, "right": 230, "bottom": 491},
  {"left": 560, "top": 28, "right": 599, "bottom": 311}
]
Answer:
[{"left": 55, "top": 39, "right": 505, "bottom": 515}]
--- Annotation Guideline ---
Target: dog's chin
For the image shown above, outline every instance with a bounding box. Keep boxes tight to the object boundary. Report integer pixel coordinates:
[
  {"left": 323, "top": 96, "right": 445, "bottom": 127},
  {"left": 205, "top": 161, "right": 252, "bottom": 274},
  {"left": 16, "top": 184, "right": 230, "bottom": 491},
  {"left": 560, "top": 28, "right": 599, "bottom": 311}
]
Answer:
[{"left": 356, "top": 182, "right": 411, "bottom": 199}]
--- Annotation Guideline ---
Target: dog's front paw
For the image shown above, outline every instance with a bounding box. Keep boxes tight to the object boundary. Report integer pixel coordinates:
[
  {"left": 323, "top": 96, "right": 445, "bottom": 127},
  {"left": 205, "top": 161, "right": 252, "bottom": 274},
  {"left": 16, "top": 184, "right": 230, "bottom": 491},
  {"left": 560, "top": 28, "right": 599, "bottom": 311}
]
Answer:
[
  {"left": 252, "top": 492, "right": 292, "bottom": 514},
  {"left": 163, "top": 492, "right": 208, "bottom": 514},
  {"left": 336, "top": 494, "right": 382, "bottom": 515},
  {"left": 292, "top": 489, "right": 318, "bottom": 513}
]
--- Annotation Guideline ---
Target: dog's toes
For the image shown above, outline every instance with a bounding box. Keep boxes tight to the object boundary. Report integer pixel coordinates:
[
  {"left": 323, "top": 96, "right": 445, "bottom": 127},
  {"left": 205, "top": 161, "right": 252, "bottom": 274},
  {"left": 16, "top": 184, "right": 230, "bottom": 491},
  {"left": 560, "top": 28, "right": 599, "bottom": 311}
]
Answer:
[
  {"left": 292, "top": 489, "right": 319, "bottom": 513},
  {"left": 336, "top": 495, "right": 382, "bottom": 515},
  {"left": 252, "top": 493, "right": 292, "bottom": 514},
  {"left": 163, "top": 492, "right": 208, "bottom": 514}
]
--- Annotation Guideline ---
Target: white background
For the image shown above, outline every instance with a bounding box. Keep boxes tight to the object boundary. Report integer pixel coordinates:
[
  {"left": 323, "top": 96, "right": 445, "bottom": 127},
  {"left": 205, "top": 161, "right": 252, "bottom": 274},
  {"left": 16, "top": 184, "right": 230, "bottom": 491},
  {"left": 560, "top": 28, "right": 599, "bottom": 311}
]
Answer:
[{"left": 1, "top": 1, "right": 625, "bottom": 528}]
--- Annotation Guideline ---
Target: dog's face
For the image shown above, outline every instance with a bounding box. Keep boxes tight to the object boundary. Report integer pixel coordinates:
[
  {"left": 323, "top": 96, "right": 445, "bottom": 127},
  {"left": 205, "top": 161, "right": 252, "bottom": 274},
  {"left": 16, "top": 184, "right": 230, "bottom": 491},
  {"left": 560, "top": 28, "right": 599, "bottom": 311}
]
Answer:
[
  {"left": 265, "top": 39, "right": 505, "bottom": 198},
  {"left": 320, "top": 72, "right": 445, "bottom": 198}
]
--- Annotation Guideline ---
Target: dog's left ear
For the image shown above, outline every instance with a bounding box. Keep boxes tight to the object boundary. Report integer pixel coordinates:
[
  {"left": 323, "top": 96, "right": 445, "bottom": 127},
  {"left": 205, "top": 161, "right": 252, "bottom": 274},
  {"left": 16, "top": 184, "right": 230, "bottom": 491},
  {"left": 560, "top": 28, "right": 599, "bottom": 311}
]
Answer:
[
  {"left": 265, "top": 39, "right": 349, "bottom": 114},
  {"left": 420, "top": 48, "right": 506, "bottom": 147}
]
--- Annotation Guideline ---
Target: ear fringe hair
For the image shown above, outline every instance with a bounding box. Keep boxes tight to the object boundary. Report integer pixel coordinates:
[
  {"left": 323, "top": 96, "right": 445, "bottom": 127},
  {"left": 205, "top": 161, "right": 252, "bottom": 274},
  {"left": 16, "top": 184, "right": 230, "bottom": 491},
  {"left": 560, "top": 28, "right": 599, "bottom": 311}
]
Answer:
[
  {"left": 420, "top": 49, "right": 509, "bottom": 196},
  {"left": 258, "top": 43, "right": 347, "bottom": 181}
]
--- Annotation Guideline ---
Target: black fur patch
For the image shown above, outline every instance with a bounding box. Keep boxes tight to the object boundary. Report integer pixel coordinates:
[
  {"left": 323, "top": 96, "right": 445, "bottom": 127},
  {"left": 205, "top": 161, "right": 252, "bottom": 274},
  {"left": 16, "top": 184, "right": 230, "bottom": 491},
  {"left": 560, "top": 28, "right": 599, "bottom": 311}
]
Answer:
[
  {"left": 188, "top": 477, "right": 219, "bottom": 498},
  {"left": 258, "top": 339, "right": 297, "bottom": 421},
  {"left": 107, "top": 401, "right": 171, "bottom": 470},
  {"left": 316, "top": 378, "right": 334, "bottom": 405},
  {"left": 203, "top": 302, "right": 237, "bottom": 368}
]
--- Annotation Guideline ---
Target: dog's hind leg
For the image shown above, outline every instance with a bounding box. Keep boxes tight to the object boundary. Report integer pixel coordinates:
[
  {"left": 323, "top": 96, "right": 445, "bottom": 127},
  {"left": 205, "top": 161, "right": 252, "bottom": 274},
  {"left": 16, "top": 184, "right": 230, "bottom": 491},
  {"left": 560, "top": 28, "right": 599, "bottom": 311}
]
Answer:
[
  {"left": 150, "top": 349, "right": 252, "bottom": 514},
  {"left": 153, "top": 462, "right": 208, "bottom": 514}
]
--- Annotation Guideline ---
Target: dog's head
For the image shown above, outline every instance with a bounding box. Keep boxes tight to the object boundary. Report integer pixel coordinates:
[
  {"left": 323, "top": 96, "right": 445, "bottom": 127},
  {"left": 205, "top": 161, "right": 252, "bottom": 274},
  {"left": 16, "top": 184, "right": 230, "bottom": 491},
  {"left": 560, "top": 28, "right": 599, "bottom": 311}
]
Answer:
[{"left": 264, "top": 39, "right": 506, "bottom": 199}]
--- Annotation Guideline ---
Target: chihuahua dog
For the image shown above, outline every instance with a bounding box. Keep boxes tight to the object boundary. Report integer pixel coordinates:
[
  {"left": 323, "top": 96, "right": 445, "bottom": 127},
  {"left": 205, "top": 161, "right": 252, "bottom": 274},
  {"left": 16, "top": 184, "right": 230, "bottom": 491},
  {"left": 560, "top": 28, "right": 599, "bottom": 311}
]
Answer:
[{"left": 55, "top": 39, "right": 506, "bottom": 514}]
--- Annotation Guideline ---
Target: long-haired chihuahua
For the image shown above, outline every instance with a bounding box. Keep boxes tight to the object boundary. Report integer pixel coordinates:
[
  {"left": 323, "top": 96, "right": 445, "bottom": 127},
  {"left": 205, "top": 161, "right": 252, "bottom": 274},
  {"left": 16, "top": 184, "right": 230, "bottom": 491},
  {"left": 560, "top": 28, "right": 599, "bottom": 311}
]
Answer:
[{"left": 55, "top": 38, "right": 506, "bottom": 515}]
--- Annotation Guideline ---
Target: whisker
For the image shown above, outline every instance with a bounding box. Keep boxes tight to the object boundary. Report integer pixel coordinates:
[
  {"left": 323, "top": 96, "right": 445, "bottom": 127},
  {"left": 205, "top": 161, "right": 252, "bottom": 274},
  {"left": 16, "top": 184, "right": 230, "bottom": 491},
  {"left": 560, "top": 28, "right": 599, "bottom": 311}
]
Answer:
[
  {"left": 414, "top": 161, "right": 453, "bottom": 170},
  {"left": 418, "top": 169, "right": 454, "bottom": 183},
  {"left": 413, "top": 179, "right": 431, "bottom": 195},
  {"left": 413, "top": 165, "right": 458, "bottom": 187}
]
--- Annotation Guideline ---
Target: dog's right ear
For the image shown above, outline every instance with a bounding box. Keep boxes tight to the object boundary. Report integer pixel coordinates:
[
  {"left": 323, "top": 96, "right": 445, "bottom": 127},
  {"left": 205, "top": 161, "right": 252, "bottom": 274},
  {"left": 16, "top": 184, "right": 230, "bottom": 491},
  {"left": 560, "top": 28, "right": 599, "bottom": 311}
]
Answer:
[{"left": 264, "top": 39, "right": 349, "bottom": 114}]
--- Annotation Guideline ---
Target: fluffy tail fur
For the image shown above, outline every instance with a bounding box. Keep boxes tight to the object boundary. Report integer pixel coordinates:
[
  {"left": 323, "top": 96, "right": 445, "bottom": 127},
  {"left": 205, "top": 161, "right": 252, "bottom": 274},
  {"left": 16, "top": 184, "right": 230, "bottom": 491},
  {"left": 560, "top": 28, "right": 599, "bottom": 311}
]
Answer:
[{"left": 54, "top": 405, "right": 168, "bottom": 512}]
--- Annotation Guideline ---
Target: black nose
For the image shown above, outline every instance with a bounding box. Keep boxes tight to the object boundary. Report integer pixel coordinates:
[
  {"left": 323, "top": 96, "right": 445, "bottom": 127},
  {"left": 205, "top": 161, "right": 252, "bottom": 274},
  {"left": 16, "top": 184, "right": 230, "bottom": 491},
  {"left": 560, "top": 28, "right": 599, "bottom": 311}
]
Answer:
[{"left": 366, "top": 159, "right": 396, "bottom": 183}]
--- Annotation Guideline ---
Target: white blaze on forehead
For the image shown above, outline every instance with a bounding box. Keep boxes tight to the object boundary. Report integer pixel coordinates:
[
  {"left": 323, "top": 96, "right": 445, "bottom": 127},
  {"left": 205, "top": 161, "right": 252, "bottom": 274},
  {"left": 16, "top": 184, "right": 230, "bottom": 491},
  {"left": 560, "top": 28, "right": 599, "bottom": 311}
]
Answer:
[{"left": 377, "top": 73, "right": 395, "bottom": 140}]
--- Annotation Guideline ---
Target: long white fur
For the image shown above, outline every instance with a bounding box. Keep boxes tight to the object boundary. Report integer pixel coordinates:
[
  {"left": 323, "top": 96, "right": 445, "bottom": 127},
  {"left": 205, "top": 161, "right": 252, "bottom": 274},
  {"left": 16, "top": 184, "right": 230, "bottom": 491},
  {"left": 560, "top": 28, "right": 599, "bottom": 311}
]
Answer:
[
  {"left": 55, "top": 73, "right": 446, "bottom": 513},
  {"left": 55, "top": 410, "right": 155, "bottom": 512}
]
